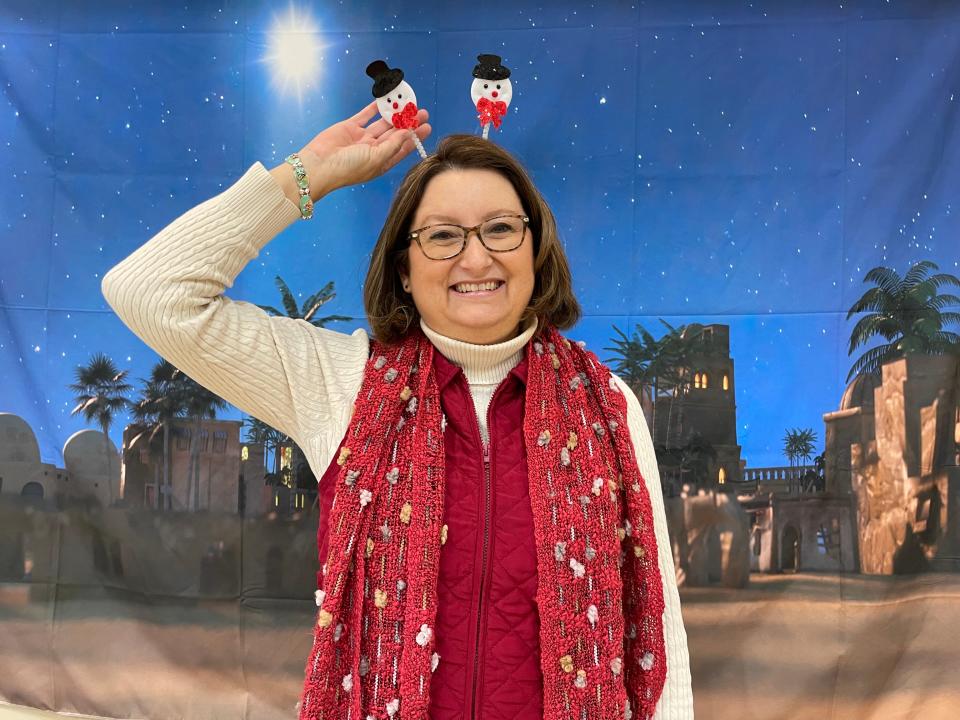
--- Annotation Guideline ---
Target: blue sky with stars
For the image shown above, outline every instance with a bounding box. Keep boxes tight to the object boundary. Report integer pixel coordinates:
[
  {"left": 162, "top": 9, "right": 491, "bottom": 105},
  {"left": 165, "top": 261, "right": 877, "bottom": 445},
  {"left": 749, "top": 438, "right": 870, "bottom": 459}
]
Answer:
[{"left": 1, "top": 1, "right": 958, "bottom": 469}]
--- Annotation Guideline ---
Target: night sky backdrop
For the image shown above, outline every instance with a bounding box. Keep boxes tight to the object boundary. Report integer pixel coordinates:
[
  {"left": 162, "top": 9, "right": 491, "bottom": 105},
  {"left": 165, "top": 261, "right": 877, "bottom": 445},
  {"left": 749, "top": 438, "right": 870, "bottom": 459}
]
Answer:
[{"left": 2, "top": 0, "right": 958, "bottom": 468}]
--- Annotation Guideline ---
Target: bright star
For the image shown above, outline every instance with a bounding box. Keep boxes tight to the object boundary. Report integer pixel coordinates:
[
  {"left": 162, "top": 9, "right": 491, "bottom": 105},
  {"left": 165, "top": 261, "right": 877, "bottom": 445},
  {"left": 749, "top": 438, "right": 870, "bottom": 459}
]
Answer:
[{"left": 264, "top": 5, "right": 324, "bottom": 103}]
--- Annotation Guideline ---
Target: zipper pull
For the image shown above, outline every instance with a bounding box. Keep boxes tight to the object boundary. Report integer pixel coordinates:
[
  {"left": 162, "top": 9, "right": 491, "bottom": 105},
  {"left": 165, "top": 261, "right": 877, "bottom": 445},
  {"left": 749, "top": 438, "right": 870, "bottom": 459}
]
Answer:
[{"left": 482, "top": 441, "right": 490, "bottom": 465}]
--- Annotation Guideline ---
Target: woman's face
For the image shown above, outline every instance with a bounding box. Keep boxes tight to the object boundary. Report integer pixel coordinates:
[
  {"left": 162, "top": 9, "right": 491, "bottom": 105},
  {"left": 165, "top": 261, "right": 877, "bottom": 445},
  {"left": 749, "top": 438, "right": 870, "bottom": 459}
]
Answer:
[{"left": 402, "top": 168, "right": 535, "bottom": 344}]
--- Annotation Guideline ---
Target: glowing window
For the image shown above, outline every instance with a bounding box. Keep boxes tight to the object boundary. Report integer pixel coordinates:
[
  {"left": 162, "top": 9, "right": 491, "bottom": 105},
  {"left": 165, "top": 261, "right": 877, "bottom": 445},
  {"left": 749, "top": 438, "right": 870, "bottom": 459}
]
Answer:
[
  {"left": 723, "top": 374, "right": 730, "bottom": 390},
  {"left": 694, "top": 372, "right": 701, "bottom": 389},
  {"left": 702, "top": 373, "right": 709, "bottom": 389},
  {"left": 718, "top": 467, "right": 726, "bottom": 484}
]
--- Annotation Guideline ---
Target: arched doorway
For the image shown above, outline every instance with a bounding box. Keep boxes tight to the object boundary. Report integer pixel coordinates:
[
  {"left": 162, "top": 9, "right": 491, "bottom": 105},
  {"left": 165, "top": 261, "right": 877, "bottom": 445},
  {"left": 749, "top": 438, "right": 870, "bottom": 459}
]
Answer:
[
  {"left": 781, "top": 525, "right": 800, "bottom": 571},
  {"left": 21, "top": 482, "right": 44, "bottom": 500}
]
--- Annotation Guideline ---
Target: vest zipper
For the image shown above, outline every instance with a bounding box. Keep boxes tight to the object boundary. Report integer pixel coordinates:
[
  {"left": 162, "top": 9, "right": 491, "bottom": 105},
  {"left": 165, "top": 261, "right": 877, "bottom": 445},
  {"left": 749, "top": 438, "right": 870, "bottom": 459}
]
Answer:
[
  {"left": 470, "top": 440, "right": 491, "bottom": 720},
  {"left": 469, "top": 384, "right": 505, "bottom": 720}
]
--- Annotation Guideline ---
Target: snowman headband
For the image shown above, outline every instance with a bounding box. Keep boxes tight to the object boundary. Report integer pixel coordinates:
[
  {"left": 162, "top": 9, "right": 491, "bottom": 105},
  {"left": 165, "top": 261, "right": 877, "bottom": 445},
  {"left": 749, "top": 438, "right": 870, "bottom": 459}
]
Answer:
[{"left": 365, "top": 53, "right": 514, "bottom": 159}]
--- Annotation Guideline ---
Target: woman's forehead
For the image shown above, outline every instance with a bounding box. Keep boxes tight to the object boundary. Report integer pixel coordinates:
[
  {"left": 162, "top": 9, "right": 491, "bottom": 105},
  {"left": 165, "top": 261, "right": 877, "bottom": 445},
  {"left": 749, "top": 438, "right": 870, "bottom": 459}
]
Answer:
[{"left": 414, "top": 169, "right": 522, "bottom": 224}]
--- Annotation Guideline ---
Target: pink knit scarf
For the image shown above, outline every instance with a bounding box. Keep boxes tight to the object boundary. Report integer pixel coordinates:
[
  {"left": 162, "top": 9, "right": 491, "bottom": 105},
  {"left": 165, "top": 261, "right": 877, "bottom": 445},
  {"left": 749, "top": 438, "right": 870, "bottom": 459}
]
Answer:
[{"left": 298, "top": 326, "right": 666, "bottom": 720}]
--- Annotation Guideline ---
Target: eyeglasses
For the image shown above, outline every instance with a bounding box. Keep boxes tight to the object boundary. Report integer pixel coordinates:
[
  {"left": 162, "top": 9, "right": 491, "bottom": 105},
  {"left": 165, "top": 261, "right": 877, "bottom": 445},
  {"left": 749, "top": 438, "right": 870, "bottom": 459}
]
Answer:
[{"left": 408, "top": 214, "right": 529, "bottom": 260}]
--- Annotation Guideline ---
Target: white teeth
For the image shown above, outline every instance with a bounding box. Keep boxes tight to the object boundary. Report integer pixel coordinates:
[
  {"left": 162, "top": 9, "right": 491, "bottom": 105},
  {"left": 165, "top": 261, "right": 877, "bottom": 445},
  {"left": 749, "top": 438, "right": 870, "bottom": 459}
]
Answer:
[{"left": 453, "top": 281, "right": 501, "bottom": 293}]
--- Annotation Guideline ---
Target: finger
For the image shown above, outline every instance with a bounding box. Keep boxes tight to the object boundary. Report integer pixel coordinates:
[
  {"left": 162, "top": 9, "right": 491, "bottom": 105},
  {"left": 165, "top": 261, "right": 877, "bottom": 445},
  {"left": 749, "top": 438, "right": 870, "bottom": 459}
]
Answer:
[
  {"left": 376, "top": 130, "right": 415, "bottom": 170},
  {"left": 414, "top": 120, "right": 432, "bottom": 142},
  {"left": 384, "top": 124, "right": 431, "bottom": 171},
  {"left": 371, "top": 126, "right": 403, "bottom": 147},
  {"left": 372, "top": 118, "right": 430, "bottom": 147},
  {"left": 362, "top": 107, "right": 429, "bottom": 141},
  {"left": 382, "top": 137, "right": 415, "bottom": 173},
  {"left": 376, "top": 127, "right": 410, "bottom": 156},
  {"left": 350, "top": 100, "right": 379, "bottom": 126},
  {"left": 362, "top": 116, "right": 393, "bottom": 139}
]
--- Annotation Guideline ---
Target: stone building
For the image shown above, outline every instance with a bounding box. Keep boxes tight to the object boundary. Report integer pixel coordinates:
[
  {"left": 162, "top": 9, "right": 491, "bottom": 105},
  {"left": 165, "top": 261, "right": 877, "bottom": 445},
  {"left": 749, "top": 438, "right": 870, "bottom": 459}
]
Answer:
[
  {"left": 653, "top": 323, "right": 743, "bottom": 492},
  {"left": 0, "top": 413, "right": 122, "bottom": 586},
  {"left": 0, "top": 412, "right": 119, "bottom": 506},
  {"left": 0, "top": 413, "right": 320, "bottom": 599},
  {"left": 740, "top": 492, "right": 858, "bottom": 574},
  {"left": 663, "top": 488, "right": 751, "bottom": 588},
  {"left": 121, "top": 418, "right": 317, "bottom": 518},
  {"left": 823, "top": 354, "right": 960, "bottom": 574},
  {"left": 120, "top": 419, "right": 243, "bottom": 513}
]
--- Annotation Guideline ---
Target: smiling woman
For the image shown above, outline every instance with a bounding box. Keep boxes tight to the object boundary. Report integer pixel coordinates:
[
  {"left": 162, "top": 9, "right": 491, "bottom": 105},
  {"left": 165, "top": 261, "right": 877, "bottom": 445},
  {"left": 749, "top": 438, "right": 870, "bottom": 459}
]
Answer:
[
  {"left": 101, "top": 102, "right": 693, "bottom": 719},
  {"left": 364, "top": 134, "right": 580, "bottom": 345},
  {"left": 405, "top": 168, "right": 537, "bottom": 343}
]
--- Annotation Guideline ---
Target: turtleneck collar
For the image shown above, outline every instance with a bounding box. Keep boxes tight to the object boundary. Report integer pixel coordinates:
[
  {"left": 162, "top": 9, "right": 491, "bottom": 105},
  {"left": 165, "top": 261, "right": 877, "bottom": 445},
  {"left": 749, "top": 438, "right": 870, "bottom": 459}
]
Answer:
[{"left": 420, "top": 317, "right": 539, "bottom": 386}]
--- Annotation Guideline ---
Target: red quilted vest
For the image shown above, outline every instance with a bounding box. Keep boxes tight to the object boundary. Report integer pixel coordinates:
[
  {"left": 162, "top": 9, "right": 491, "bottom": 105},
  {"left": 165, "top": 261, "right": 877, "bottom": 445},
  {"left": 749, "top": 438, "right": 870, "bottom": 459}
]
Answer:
[{"left": 316, "top": 351, "right": 542, "bottom": 719}]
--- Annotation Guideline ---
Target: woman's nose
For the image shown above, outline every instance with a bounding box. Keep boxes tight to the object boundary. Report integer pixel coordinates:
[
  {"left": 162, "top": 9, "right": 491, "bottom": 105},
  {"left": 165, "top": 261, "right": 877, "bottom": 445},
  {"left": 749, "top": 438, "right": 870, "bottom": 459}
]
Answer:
[{"left": 459, "top": 231, "right": 494, "bottom": 267}]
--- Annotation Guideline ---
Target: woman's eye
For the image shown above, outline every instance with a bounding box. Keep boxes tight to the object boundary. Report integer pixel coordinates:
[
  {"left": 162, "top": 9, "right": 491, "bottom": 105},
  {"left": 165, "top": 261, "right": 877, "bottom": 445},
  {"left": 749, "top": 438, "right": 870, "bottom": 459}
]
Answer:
[
  {"left": 488, "top": 223, "right": 512, "bottom": 234},
  {"left": 428, "top": 231, "right": 457, "bottom": 241}
]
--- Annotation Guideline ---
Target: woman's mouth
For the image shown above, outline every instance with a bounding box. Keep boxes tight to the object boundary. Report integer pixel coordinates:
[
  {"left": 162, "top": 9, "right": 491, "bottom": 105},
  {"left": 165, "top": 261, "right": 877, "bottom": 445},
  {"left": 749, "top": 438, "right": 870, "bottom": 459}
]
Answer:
[{"left": 451, "top": 280, "right": 505, "bottom": 294}]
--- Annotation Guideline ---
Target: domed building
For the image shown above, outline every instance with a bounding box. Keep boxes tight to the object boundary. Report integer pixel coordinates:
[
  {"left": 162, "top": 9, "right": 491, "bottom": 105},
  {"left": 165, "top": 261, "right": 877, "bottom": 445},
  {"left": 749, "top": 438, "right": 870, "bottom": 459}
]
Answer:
[
  {"left": 823, "top": 373, "right": 881, "bottom": 496},
  {"left": 0, "top": 413, "right": 70, "bottom": 504}
]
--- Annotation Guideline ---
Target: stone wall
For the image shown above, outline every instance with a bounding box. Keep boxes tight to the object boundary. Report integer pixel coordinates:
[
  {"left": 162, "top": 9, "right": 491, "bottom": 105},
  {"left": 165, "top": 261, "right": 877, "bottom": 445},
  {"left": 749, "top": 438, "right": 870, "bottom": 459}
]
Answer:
[
  {"left": 845, "top": 355, "right": 959, "bottom": 574},
  {"left": 665, "top": 489, "right": 751, "bottom": 588}
]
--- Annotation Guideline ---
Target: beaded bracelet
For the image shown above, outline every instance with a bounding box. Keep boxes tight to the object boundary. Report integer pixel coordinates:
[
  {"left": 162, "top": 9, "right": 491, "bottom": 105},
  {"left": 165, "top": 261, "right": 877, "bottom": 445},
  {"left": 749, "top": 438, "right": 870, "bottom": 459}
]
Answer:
[{"left": 284, "top": 152, "right": 314, "bottom": 220}]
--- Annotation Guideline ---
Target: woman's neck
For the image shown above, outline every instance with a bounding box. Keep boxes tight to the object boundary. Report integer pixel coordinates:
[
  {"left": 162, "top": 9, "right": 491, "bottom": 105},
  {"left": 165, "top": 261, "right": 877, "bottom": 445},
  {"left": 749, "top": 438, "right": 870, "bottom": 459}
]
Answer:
[{"left": 420, "top": 317, "right": 538, "bottom": 386}]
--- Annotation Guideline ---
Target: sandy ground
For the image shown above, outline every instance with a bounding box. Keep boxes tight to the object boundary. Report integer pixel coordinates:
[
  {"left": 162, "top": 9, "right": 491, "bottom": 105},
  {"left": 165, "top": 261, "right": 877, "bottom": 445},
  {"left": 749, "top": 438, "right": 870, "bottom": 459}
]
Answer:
[
  {"left": 682, "top": 572, "right": 960, "bottom": 720},
  {"left": 2, "top": 571, "right": 960, "bottom": 719}
]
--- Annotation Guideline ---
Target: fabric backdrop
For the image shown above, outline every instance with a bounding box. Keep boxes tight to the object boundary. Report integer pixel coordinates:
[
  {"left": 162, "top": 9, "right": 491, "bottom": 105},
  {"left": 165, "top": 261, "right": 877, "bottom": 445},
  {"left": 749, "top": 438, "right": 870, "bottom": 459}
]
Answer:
[{"left": 1, "top": 1, "right": 959, "bottom": 719}]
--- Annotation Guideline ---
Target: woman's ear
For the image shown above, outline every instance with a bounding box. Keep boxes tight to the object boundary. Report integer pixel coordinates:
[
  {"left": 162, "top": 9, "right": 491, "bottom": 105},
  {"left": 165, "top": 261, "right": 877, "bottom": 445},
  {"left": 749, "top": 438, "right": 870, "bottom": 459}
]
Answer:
[{"left": 399, "top": 271, "right": 410, "bottom": 293}]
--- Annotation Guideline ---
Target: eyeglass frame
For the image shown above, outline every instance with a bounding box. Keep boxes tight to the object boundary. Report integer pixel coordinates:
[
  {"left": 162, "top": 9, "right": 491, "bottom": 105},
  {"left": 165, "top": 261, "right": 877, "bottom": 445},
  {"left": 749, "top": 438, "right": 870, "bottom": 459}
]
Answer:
[{"left": 407, "top": 213, "right": 530, "bottom": 260}]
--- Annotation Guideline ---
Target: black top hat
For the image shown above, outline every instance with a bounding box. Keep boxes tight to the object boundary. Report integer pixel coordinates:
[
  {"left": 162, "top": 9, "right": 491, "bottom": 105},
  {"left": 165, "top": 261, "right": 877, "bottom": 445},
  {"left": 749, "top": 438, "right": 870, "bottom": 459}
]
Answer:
[
  {"left": 366, "top": 60, "right": 405, "bottom": 98},
  {"left": 472, "top": 54, "right": 511, "bottom": 81}
]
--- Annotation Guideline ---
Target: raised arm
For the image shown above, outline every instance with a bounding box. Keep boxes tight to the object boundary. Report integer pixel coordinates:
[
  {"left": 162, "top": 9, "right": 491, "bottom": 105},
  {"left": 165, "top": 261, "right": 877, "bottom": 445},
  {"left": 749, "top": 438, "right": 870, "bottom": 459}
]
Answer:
[{"left": 101, "top": 102, "right": 431, "bottom": 467}]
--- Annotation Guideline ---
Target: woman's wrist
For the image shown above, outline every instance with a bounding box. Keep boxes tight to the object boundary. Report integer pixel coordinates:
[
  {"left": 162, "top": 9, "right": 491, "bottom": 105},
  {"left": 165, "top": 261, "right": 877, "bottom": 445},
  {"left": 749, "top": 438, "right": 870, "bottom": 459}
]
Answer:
[{"left": 269, "top": 148, "right": 331, "bottom": 208}]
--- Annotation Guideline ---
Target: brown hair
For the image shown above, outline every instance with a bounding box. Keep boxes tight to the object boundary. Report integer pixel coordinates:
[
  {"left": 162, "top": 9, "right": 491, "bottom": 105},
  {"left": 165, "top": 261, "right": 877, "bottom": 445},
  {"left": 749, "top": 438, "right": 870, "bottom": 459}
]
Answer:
[{"left": 364, "top": 134, "right": 581, "bottom": 343}]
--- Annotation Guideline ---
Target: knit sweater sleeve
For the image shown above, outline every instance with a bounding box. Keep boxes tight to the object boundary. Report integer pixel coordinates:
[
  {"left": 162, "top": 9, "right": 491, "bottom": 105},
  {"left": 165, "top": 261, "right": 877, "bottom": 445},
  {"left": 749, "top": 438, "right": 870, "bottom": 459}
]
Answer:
[
  {"left": 100, "top": 162, "right": 369, "bottom": 471},
  {"left": 613, "top": 375, "right": 695, "bottom": 719}
]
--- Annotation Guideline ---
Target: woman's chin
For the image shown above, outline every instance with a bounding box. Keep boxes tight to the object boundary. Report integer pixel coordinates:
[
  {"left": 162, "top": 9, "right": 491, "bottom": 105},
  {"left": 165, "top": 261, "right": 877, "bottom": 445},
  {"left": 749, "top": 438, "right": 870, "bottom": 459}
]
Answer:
[{"left": 449, "top": 318, "right": 522, "bottom": 344}]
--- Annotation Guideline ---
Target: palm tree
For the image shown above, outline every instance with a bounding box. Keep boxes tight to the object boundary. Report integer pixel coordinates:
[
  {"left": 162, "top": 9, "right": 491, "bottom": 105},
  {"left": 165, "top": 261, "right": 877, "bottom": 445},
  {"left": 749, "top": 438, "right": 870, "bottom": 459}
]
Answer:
[
  {"left": 846, "top": 260, "right": 960, "bottom": 382},
  {"left": 807, "top": 451, "right": 826, "bottom": 493},
  {"left": 677, "top": 432, "right": 718, "bottom": 488},
  {"left": 69, "top": 353, "right": 133, "bottom": 505},
  {"left": 242, "top": 417, "right": 293, "bottom": 487},
  {"left": 661, "top": 322, "right": 707, "bottom": 447},
  {"left": 256, "top": 276, "right": 351, "bottom": 327},
  {"left": 128, "top": 360, "right": 190, "bottom": 510},
  {"left": 606, "top": 320, "right": 706, "bottom": 447},
  {"left": 247, "top": 272, "right": 344, "bottom": 508},
  {"left": 782, "top": 427, "right": 818, "bottom": 493},
  {"left": 242, "top": 416, "right": 300, "bottom": 515}
]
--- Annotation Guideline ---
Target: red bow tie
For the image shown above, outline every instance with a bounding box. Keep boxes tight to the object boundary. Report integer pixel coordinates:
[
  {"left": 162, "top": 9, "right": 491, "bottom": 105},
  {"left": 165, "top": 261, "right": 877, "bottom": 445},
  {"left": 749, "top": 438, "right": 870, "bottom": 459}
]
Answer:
[
  {"left": 391, "top": 101, "right": 419, "bottom": 130},
  {"left": 477, "top": 97, "right": 508, "bottom": 129}
]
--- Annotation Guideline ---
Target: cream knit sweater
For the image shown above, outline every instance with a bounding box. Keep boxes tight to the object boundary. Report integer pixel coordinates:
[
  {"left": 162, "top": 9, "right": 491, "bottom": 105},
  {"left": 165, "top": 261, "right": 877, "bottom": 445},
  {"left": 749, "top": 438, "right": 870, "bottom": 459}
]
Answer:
[{"left": 100, "top": 162, "right": 694, "bottom": 719}]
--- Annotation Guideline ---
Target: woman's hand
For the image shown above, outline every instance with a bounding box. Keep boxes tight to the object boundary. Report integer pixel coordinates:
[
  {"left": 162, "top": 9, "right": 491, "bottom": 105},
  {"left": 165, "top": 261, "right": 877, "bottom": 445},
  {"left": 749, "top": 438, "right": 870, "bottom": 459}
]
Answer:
[{"left": 271, "top": 101, "right": 431, "bottom": 206}]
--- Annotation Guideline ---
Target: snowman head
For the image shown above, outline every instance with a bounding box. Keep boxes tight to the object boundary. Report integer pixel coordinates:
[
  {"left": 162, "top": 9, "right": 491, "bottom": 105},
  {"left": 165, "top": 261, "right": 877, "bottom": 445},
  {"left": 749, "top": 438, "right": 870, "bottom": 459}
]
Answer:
[
  {"left": 471, "top": 77, "right": 512, "bottom": 107},
  {"left": 376, "top": 80, "right": 418, "bottom": 121},
  {"left": 471, "top": 54, "right": 512, "bottom": 108},
  {"left": 366, "top": 60, "right": 418, "bottom": 122}
]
